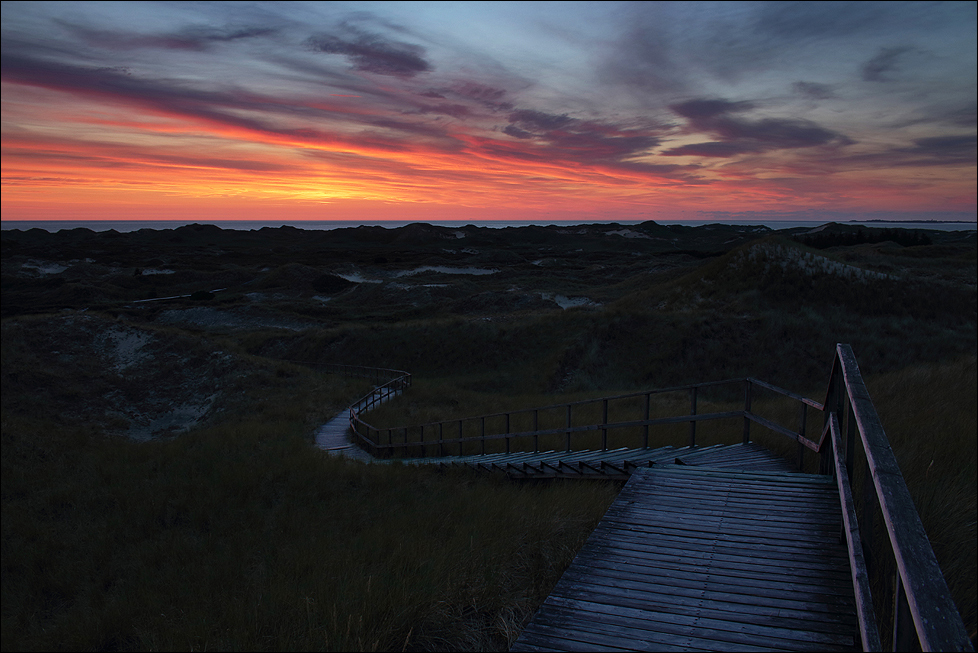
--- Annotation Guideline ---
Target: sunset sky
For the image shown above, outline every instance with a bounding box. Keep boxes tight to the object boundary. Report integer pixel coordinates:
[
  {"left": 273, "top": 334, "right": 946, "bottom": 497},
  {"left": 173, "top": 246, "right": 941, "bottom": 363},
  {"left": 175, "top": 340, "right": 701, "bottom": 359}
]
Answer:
[{"left": 2, "top": 1, "right": 975, "bottom": 223}]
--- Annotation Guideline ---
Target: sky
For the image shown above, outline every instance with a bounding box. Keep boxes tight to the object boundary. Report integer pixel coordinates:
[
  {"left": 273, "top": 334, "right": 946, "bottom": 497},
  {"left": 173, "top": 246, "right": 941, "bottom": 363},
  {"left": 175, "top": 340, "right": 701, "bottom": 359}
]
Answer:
[{"left": 1, "top": 1, "right": 975, "bottom": 223}]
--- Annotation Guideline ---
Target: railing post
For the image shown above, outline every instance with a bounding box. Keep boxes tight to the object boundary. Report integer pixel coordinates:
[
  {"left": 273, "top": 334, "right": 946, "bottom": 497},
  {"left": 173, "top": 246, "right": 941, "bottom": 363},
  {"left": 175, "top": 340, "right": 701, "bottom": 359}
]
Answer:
[
  {"left": 533, "top": 409, "right": 539, "bottom": 453},
  {"left": 458, "top": 420, "right": 463, "bottom": 456},
  {"left": 439, "top": 422, "right": 444, "bottom": 457},
  {"left": 742, "top": 379, "right": 752, "bottom": 444},
  {"left": 420, "top": 424, "right": 425, "bottom": 458},
  {"left": 689, "top": 387, "right": 698, "bottom": 447},
  {"left": 480, "top": 416, "right": 486, "bottom": 455},
  {"left": 602, "top": 398, "right": 609, "bottom": 451},
  {"left": 643, "top": 392, "right": 651, "bottom": 449},
  {"left": 505, "top": 413, "right": 511, "bottom": 454},
  {"left": 565, "top": 404, "right": 572, "bottom": 452},
  {"left": 821, "top": 368, "right": 842, "bottom": 476},
  {"left": 797, "top": 403, "right": 808, "bottom": 470}
]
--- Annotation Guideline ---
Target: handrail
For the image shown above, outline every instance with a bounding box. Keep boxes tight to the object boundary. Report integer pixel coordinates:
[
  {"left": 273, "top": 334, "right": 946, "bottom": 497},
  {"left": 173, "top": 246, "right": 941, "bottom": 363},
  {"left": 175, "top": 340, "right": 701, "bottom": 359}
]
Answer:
[
  {"left": 349, "top": 376, "right": 820, "bottom": 457},
  {"left": 819, "top": 344, "right": 972, "bottom": 652}
]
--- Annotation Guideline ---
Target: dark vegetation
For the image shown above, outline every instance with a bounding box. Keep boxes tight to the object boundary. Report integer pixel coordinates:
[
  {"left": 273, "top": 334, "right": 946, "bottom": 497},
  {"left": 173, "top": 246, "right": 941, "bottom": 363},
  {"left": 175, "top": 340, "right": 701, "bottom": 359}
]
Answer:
[
  {"left": 2, "top": 220, "right": 976, "bottom": 650},
  {"left": 795, "top": 225, "right": 933, "bottom": 248}
]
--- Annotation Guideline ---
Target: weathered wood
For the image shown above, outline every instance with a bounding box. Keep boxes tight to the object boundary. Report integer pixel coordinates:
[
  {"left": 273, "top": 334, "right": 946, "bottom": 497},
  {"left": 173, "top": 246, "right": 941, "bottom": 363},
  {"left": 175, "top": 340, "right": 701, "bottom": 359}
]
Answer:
[
  {"left": 513, "top": 466, "right": 861, "bottom": 652},
  {"left": 834, "top": 344, "right": 971, "bottom": 652},
  {"left": 748, "top": 377, "right": 824, "bottom": 410},
  {"left": 829, "top": 412, "right": 882, "bottom": 651},
  {"left": 745, "top": 411, "right": 820, "bottom": 450},
  {"left": 374, "top": 410, "right": 746, "bottom": 453}
]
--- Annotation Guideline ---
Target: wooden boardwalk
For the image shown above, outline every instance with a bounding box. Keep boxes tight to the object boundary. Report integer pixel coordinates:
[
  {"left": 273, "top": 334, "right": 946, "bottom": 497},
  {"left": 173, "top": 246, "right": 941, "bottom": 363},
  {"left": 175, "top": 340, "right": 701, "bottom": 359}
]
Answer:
[
  {"left": 512, "top": 463, "right": 859, "bottom": 652},
  {"left": 306, "top": 347, "right": 972, "bottom": 651}
]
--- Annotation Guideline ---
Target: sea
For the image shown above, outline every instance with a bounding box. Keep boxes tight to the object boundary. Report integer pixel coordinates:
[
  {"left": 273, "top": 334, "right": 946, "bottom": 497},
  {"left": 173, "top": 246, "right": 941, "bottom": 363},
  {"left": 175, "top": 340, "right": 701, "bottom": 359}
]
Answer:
[{"left": 1, "top": 219, "right": 975, "bottom": 233}]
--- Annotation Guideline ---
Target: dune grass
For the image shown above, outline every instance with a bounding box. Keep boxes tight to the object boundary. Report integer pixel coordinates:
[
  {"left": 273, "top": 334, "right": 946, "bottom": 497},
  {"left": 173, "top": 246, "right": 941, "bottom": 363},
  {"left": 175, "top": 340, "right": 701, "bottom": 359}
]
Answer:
[{"left": 1, "top": 373, "right": 618, "bottom": 652}]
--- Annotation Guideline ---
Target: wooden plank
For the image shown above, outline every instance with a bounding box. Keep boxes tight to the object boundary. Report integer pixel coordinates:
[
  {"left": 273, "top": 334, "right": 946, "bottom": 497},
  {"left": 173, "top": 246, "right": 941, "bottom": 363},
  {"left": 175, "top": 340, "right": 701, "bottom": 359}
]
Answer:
[
  {"left": 540, "top": 592, "right": 858, "bottom": 643},
  {"left": 590, "top": 525, "right": 850, "bottom": 559},
  {"left": 607, "top": 493, "right": 843, "bottom": 521},
  {"left": 594, "top": 511, "right": 847, "bottom": 545},
  {"left": 533, "top": 601, "right": 854, "bottom": 651},
  {"left": 556, "top": 566, "right": 855, "bottom": 613},
  {"left": 596, "top": 506, "right": 845, "bottom": 540},
  {"left": 579, "top": 537, "right": 853, "bottom": 580},
  {"left": 526, "top": 607, "right": 783, "bottom": 652},
  {"left": 566, "top": 556, "right": 857, "bottom": 596},
  {"left": 607, "top": 491, "right": 843, "bottom": 517},
  {"left": 514, "top": 466, "right": 861, "bottom": 652}
]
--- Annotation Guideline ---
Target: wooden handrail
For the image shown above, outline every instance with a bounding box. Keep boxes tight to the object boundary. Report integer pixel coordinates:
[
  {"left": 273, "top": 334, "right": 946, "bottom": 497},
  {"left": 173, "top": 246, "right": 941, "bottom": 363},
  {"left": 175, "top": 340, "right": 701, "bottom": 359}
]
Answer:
[
  {"left": 352, "top": 375, "right": 827, "bottom": 457},
  {"left": 820, "top": 344, "right": 971, "bottom": 652},
  {"left": 351, "top": 377, "right": 753, "bottom": 455}
]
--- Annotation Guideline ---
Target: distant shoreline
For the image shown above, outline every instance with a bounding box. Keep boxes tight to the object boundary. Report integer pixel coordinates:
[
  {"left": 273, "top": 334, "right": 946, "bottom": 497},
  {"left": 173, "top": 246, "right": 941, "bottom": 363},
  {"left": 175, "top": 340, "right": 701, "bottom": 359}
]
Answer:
[
  {"left": 849, "top": 219, "right": 975, "bottom": 224},
  {"left": 2, "top": 218, "right": 976, "bottom": 233}
]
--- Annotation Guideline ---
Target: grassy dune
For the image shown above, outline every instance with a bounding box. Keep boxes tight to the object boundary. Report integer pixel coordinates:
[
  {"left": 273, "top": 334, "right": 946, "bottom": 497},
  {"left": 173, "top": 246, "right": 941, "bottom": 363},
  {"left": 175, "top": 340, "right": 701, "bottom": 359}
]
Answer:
[{"left": 1, "top": 378, "right": 618, "bottom": 651}]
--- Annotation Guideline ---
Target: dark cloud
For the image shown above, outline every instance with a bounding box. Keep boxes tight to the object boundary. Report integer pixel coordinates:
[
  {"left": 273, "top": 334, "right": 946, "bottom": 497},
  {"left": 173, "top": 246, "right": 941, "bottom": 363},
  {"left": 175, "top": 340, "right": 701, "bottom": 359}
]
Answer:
[
  {"left": 664, "top": 97, "right": 852, "bottom": 156},
  {"left": 671, "top": 99, "right": 754, "bottom": 120},
  {"left": 895, "top": 134, "right": 977, "bottom": 164},
  {"left": 415, "top": 103, "right": 471, "bottom": 119},
  {"left": 792, "top": 81, "right": 835, "bottom": 99},
  {"left": 661, "top": 142, "right": 764, "bottom": 157},
  {"left": 500, "top": 109, "right": 661, "bottom": 162},
  {"left": 61, "top": 22, "right": 278, "bottom": 51},
  {"left": 451, "top": 82, "right": 511, "bottom": 110},
  {"left": 861, "top": 46, "right": 914, "bottom": 82},
  {"left": 943, "top": 105, "right": 977, "bottom": 128},
  {"left": 307, "top": 27, "right": 430, "bottom": 77},
  {"left": 507, "top": 110, "right": 575, "bottom": 132},
  {"left": 502, "top": 124, "right": 533, "bottom": 140}
]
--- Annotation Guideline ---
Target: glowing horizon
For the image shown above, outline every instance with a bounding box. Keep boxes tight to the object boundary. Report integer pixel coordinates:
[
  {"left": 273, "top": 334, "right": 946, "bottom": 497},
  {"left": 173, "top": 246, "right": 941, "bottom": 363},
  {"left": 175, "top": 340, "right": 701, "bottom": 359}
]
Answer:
[{"left": 2, "top": 2, "right": 975, "bottom": 223}]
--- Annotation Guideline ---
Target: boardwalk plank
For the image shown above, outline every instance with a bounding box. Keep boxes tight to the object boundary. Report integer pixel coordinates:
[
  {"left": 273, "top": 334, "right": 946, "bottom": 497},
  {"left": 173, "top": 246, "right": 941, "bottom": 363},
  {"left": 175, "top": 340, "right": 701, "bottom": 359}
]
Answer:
[
  {"left": 538, "top": 594, "right": 857, "bottom": 645},
  {"left": 533, "top": 602, "right": 853, "bottom": 652},
  {"left": 567, "top": 556, "right": 857, "bottom": 596},
  {"left": 558, "top": 564, "right": 855, "bottom": 607},
  {"left": 512, "top": 466, "right": 860, "bottom": 652}
]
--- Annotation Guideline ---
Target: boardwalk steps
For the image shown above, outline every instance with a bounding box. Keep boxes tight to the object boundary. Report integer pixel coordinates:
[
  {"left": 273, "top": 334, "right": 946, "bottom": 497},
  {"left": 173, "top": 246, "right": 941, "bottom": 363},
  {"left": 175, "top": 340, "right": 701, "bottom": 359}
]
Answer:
[
  {"left": 512, "top": 465, "right": 860, "bottom": 652},
  {"left": 397, "top": 442, "right": 795, "bottom": 479}
]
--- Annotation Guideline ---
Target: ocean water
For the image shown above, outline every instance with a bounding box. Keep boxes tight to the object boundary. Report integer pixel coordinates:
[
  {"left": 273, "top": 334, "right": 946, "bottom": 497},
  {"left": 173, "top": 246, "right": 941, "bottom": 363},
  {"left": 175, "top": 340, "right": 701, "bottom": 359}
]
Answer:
[{"left": 2, "top": 218, "right": 974, "bottom": 233}]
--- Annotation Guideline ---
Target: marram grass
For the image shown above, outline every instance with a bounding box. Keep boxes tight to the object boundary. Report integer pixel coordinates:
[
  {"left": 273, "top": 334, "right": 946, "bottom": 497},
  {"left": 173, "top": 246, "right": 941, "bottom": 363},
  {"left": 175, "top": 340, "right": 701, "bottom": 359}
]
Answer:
[{"left": 1, "top": 407, "right": 618, "bottom": 652}]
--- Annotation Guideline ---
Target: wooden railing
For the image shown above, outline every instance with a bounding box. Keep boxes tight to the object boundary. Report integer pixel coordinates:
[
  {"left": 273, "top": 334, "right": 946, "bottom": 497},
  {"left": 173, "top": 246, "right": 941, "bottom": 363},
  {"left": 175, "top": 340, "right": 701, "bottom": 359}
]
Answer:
[
  {"left": 306, "top": 347, "right": 972, "bottom": 651},
  {"left": 349, "top": 375, "right": 821, "bottom": 459},
  {"left": 818, "top": 344, "right": 971, "bottom": 652}
]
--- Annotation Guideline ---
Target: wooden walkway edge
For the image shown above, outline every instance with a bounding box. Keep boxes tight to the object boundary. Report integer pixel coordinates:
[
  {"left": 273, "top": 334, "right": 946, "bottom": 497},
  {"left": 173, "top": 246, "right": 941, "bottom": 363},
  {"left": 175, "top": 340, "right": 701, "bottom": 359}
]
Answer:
[{"left": 511, "top": 465, "right": 859, "bottom": 652}]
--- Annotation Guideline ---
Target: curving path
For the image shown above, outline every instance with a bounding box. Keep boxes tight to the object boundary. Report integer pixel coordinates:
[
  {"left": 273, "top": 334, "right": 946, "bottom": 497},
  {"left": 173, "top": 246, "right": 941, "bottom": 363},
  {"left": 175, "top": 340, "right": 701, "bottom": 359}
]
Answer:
[{"left": 314, "top": 411, "right": 375, "bottom": 462}]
